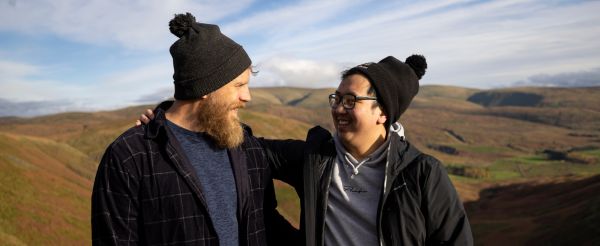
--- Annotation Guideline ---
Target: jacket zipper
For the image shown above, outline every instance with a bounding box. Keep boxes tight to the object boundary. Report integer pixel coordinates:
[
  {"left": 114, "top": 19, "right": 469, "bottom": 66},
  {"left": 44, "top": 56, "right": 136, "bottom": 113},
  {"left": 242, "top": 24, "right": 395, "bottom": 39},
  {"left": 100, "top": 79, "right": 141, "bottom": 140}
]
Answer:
[
  {"left": 378, "top": 143, "right": 393, "bottom": 246},
  {"left": 320, "top": 159, "right": 334, "bottom": 246}
]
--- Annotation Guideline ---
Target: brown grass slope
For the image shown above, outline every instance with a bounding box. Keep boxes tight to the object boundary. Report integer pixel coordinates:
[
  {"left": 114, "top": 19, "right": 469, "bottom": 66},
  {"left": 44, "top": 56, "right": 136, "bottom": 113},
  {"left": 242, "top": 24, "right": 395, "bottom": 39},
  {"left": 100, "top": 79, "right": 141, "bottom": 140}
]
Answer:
[
  {"left": 0, "top": 105, "right": 152, "bottom": 162},
  {"left": 0, "top": 132, "right": 96, "bottom": 245},
  {"left": 0, "top": 85, "right": 599, "bottom": 244},
  {"left": 466, "top": 175, "right": 600, "bottom": 246},
  {"left": 0, "top": 104, "right": 314, "bottom": 245}
]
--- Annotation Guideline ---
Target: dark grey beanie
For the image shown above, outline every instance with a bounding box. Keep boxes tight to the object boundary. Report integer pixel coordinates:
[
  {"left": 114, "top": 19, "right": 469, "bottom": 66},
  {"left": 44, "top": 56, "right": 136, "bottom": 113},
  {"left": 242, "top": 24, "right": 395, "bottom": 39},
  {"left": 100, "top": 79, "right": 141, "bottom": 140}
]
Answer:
[
  {"left": 347, "top": 55, "right": 427, "bottom": 132},
  {"left": 169, "top": 12, "right": 251, "bottom": 100}
]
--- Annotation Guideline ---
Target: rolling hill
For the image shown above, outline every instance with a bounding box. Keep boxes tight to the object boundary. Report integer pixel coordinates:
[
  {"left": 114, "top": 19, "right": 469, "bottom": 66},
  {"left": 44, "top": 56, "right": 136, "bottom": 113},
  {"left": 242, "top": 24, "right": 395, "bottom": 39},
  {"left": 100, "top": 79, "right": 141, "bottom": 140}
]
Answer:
[
  {"left": 466, "top": 174, "right": 600, "bottom": 245},
  {"left": 0, "top": 85, "right": 599, "bottom": 245},
  {"left": 0, "top": 132, "right": 96, "bottom": 245}
]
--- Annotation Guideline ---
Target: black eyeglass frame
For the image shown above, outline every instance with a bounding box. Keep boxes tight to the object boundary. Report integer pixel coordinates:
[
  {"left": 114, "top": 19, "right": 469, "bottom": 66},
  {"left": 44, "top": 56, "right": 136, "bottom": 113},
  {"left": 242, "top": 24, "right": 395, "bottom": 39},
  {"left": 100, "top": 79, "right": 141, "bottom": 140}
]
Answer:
[{"left": 328, "top": 93, "right": 378, "bottom": 109}]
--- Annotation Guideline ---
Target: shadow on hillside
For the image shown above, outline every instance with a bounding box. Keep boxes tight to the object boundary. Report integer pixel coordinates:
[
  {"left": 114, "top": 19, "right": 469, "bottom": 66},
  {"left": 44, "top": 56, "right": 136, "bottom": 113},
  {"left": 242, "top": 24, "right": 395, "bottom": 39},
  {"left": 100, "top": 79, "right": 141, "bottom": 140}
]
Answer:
[
  {"left": 465, "top": 175, "right": 600, "bottom": 246},
  {"left": 467, "top": 92, "right": 544, "bottom": 107}
]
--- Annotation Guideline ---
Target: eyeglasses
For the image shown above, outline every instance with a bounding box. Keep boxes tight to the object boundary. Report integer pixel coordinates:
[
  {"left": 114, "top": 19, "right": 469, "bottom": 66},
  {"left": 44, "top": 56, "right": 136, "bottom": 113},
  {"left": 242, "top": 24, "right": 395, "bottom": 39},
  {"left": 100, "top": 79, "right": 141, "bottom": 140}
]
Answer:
[{"left": 328, "top": 93, "right": 377, "bottom": 109}]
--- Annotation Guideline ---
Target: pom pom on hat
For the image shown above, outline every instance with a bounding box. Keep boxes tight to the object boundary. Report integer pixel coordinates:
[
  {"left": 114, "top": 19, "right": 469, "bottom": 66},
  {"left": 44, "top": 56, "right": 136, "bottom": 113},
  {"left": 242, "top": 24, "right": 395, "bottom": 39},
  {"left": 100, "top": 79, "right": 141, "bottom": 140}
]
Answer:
[
  {"left": 405, "top": 54, "right": 427, "bottom": 79},
  {"left": 168, "top": 12, "right": 251, "bottom": 100},
  {"left": 169, "top": 12, "right": 196, "bottom": 38}
]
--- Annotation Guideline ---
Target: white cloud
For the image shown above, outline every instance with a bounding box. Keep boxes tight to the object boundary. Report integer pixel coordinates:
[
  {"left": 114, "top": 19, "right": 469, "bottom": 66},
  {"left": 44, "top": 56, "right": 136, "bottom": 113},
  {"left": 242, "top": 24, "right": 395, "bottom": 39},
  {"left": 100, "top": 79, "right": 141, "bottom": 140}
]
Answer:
[
  {"left": 0, "top": 60, "right": 87, "bottom": 101},
  {"left": 0, "top": 0, "right": 254, "bottom": 50},
  {"left": 0, "top": 58, "right": 172, "bottom": 109},
  {"left": 97, "top": 61, "right": 174, "bottom": 104},
  {"left": 0, "top": 60, "right": 39, "bottom": 79},
  {"left": 2, "top": 0, "right": 600, "bottom": 116},
  {"left": 253, "top": 56, "right": 348, "bottom": 88},
  {"left": 235, "top": 0, "right": 600, "bottom": 87},
  {"left": 135, "top": 87, "right": 174, "bottom": 104},
  {"left": 0, "top": 98, "right": 98, "bottom": 117}
]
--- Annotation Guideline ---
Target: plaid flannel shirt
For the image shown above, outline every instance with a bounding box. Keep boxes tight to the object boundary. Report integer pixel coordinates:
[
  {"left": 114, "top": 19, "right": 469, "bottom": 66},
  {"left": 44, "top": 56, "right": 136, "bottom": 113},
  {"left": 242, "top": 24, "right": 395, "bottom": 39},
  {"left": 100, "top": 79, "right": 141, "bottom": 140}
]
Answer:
[{"left": 91, "top": 108, "right": 285, "bottom": 245}]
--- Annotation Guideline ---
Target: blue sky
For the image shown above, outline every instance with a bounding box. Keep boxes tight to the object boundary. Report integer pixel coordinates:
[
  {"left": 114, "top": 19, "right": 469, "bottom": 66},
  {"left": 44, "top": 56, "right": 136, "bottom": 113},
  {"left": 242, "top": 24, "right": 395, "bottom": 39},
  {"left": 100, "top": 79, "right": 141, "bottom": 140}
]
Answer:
[{"left": 1, "top": 0, "right": 599, "bottom": 116}]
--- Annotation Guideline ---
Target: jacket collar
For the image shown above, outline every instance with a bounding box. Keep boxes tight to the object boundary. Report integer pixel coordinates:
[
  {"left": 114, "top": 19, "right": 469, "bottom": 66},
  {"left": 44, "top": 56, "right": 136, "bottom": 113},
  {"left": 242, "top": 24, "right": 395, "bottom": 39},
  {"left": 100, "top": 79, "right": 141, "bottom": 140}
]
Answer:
[
  {"left": 386, "top": 124, "right": 421, "bottom": 176},
  {"left": 144, "top": 107, "right": 168, "bottom": 140},
  {"left": 307, "top": 123, "right": 421, "bottom": 177}
]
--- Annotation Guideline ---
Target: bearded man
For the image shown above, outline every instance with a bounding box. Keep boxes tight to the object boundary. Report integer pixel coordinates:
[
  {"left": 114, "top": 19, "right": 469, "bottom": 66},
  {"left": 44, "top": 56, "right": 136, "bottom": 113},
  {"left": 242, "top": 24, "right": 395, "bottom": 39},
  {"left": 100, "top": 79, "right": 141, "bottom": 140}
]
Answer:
[{"left": 91, "top": 13, "right": 295, "bottom": 246}]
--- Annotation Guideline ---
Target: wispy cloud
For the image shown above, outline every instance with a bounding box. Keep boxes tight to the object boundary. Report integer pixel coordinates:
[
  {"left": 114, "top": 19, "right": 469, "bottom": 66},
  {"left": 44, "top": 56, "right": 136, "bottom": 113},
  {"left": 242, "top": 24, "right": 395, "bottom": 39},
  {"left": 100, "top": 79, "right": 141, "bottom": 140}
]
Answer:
[
  {"left": 0, "top": 60, "right": 86, "bottom": 101},
  {"left": 1, "top": 0, "right": 599, "bottom": 116},
  {"left": 513, "top": 67, "right": 600, "bottom": 87},
  {"left": 0, "top": 0, "right": 254, "bottom": 50},
  {"left": 0, "top": 58, "right": 172, "bottom": 108},
  {"left": 135, "top": 87, "right": 174, "bottom": 104},
  {"left": 0, "top": 98, "right": 98, "bottom": 117}
]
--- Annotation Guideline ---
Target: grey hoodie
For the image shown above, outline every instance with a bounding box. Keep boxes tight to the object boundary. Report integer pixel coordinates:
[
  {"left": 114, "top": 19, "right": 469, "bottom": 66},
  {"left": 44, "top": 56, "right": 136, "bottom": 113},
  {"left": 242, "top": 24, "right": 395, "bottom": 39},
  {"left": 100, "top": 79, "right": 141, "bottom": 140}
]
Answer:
[{"left": 324, "top": 123, "right": 405, "bottom": 246}]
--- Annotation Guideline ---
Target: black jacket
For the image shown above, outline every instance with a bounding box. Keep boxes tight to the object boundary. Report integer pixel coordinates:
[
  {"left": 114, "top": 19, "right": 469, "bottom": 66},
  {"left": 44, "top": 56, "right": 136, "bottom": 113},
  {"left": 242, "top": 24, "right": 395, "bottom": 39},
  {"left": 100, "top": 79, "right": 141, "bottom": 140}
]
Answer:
[
  {"left": 262, "top": 126, "right": 473, "bottom": 246},
  {"left": 91, "top": 108, "right": 296, "bottom": 245}
]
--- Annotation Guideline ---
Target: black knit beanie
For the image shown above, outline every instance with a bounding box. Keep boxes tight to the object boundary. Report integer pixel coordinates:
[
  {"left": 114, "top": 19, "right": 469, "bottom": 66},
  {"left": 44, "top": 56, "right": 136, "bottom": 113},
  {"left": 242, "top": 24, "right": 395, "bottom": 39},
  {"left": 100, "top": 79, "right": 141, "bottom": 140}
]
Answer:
[
  {"left": 347, "top": 55, "right": 427, "bottom": 132},
  {"left": 169, "top": 13, "right": 251, "bottom": 100}
]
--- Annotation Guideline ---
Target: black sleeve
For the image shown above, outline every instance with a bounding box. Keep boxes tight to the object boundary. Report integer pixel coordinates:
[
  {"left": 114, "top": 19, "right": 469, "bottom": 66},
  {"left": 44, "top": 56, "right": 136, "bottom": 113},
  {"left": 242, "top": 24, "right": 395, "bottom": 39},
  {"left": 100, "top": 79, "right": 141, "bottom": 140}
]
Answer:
[
  {"left": 422, "top": 156, "right": 474, "bottom": 245},
  {"left": 259, "top": 138, "right": 306, "bottom": 190},
  {"left": 91, "top": 146, "right": 141, "bottom": 245},
  {"left": 264, "top": 178, "right": 301, "bottom": 246}
]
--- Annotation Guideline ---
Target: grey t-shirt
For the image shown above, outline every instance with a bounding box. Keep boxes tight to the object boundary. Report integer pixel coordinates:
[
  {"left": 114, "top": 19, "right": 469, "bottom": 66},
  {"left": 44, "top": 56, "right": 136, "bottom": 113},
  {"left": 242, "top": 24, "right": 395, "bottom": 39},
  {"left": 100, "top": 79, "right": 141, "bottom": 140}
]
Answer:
[
  {"left": 324, "top": 123, "right": 405, "bottom": 246},
  {"left": 167, "top": 120, "right": 238, "bottom": 246}
]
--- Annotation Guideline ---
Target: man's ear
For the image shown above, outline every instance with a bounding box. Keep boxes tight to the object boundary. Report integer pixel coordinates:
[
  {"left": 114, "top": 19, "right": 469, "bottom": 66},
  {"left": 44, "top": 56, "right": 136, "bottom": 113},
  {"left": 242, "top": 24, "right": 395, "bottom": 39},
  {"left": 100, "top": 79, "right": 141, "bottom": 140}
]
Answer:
[{"left": 377, "top": 111, "right": 387, "bottom": 125}]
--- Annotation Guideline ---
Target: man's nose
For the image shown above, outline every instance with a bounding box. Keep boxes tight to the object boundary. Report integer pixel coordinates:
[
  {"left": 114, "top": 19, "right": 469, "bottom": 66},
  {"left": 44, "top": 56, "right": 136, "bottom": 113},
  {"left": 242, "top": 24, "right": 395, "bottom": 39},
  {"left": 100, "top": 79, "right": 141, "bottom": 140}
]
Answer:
[
  {"left": 240, "top": 87, "right": 251, "bottom": 102},
  {"left": 332, "top": 102, "right": 347, "bottom": 113}
]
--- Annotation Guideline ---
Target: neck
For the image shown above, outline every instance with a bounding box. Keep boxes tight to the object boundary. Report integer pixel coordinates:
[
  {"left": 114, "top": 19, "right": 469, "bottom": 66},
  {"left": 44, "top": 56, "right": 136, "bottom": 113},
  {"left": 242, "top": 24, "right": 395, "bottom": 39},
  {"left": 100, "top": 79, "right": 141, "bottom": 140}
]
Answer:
[
  {"left": 340, "top": 128, "right": 387, "bottom": 161},
  {"left": 165, "top": 100, "right": 205, "bottom": 132}
]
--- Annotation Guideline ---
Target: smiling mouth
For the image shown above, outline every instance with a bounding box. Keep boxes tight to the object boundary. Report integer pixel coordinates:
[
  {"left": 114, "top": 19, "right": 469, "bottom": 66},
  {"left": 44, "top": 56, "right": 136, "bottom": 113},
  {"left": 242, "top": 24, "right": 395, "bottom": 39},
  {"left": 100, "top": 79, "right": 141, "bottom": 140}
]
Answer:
[{"left": 336, "top": 118, "right": 350, "bottom": 126}]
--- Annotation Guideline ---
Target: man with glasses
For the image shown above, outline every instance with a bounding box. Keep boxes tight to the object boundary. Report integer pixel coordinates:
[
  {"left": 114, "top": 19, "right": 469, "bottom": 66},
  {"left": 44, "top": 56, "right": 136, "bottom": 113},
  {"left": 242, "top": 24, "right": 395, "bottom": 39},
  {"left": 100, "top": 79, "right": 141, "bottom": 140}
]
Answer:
[
  {"left": 262, "top": 55, "right": 472, "bottom": 246},
  {"left": 138, "top": 55, "right": 472, "bottom": 245}
]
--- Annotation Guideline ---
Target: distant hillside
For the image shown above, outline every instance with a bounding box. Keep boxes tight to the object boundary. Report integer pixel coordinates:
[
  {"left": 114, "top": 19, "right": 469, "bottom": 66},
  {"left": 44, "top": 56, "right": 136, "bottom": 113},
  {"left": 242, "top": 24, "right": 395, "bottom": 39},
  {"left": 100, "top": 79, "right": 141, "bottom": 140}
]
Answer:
[
  {"left": 465, "top": 87, "right": 600, "bottom": 130},
  {"left": 467, "top": 87, "right": 600, "bottom": 109}
]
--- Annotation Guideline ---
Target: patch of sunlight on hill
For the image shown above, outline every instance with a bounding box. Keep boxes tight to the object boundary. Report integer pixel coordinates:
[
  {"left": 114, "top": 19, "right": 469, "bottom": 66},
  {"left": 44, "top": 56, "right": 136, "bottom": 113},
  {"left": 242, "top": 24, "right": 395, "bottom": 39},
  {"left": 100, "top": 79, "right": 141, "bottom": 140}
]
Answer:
[
  {"left": 274, "top": 180, "right": 300, "bottom": 227},
  {"left": 418, "top": 85, "right": 480, "bottom": 100},
  {"left": 66, "top": 123, "right": 133, "bottom": 162},
  {"left": 250, "top": 87, "right": 333, "bottom": 109},
  {"left": 0, "top": 132, "right": 93, "bottom": 245},
  {"left": 0, "top": 230, "right": 27, "bottom": 246},
  {"left": 240, "top": 110, "right": 312, "bottom": 140},
  {"left": 248, "top": 89, "right": 286, "bottom": 105},
  {"left": 251, "top": 87, "right": 315, "bottom": 105}
]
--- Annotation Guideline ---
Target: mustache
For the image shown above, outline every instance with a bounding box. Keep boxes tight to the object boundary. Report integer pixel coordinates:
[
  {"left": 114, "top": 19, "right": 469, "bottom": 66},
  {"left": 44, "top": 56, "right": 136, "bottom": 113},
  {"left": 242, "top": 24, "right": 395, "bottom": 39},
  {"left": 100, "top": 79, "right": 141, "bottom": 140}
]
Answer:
[{"left": 229, "top": 102, "right": 245, "bottom": 110}]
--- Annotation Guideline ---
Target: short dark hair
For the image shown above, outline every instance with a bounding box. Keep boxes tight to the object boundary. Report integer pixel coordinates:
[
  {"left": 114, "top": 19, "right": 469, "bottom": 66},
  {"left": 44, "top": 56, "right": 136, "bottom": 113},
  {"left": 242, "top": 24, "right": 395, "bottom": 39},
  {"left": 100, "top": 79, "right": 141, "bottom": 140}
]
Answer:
[{"left": 341, "top": 69, "right": 378, "bottom": 100}]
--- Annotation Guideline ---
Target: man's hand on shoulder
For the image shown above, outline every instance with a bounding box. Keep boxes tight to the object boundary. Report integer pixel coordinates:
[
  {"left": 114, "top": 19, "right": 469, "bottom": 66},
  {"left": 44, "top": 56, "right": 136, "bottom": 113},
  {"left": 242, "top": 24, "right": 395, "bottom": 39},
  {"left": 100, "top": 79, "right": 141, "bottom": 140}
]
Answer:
[{"left": 135, "top": 109, "right": 155, "bottom": 126}]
